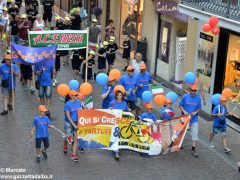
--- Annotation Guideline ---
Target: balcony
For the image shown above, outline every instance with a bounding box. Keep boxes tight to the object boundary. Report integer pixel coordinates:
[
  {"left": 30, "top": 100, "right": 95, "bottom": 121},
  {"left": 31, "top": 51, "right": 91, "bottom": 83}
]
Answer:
[{"left": 181, "top": 0, "right": 240, "bottom": 21}]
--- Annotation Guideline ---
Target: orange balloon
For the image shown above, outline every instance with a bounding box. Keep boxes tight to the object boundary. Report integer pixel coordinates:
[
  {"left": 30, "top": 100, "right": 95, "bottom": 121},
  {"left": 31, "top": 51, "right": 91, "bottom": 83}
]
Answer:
[
  {"left": 114, "top": 85, "right": 125, "bottom": 94},
  {"left": 154, "top": 94, "right": 166, "bottom": 106},
  {"left": 222, "top": 88, "right": 233, "bottom": 98},
  {"left": 79, "top": 82, "right": 92, "bottom": 96},
  {"left": 57, "top": 84, "right": 70, "bottom": 96},
  {"left": 109, "top": 69, "right": 121, "bottom": 80}
]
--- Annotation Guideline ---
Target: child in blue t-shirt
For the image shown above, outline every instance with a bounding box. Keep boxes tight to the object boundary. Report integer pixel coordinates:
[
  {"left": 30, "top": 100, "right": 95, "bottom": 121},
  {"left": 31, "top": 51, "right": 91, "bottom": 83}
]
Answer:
[
  {"left": 209, "top": 96, "right": 232, "bottom": 153},
  {"left": 140, "top": 103, "right": 157, "bottom": 123},
  {"left": 160, "top": 98, "right": 174, "bottom": 120},
  {"left": 30, "top": 105, "right": 54, "bottom": 163}
]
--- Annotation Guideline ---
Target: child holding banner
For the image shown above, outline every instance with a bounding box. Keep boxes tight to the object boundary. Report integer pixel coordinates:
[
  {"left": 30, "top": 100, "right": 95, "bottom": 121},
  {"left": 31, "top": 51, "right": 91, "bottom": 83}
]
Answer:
[
  {"left": 160, "top": 98, "right": 174, "bottom": 120},
  {"left": 30, "top": 105, "right": 54, "bottom": 163}
]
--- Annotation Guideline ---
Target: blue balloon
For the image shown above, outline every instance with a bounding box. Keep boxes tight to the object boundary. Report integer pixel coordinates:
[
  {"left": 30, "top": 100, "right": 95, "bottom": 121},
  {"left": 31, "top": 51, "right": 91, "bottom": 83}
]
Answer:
[
  {"left": 142, "top": 91, "right": 153, "bottom": 103},
  {"left": 184, "top": 72, "right": 196, "bottom": 84},
  {"left": 96, "top": 73, "right": 108, "bottom": 86},
  {"left": 166, "top": 92, "right": 178, "bottom": 103},
  {"left": 69, "top": 80, "right": 80, "bottom": 90},
  {"left": 212, "top": 93, "right": 221, "bottom": 106}
]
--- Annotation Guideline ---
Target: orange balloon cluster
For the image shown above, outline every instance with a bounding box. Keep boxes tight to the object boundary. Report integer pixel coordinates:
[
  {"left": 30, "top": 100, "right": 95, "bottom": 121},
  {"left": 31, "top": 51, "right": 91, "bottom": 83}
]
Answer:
[
  {"left": 80, "top": 82, "right": 92, "bottom": 96},
  {"left": 109, "top": 69, "right": 121, "bottom": 80},
  {"left": 154, "top": 94, "right": 166, "bottom": 106},
  {"left": 222, "top": 88, "right": 232, "bottom": 98},
  {"left": 114, "top": 85, "right": 125, "bottom": 94},
  {"left": 57, "top": 84, "right": 70, "bottom": 96}
]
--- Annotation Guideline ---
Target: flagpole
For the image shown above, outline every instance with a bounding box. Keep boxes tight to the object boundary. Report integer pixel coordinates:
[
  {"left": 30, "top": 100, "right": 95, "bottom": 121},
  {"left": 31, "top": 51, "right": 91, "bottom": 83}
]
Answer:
[
  {"left": 28, "top": 30, "right": 36, "bottom": 91},
  {"left": 85, "top": 28, "right": 89, "bottom": 83},
  {"left": 10, "top": 43, "right": 14, "bottom": 111}
]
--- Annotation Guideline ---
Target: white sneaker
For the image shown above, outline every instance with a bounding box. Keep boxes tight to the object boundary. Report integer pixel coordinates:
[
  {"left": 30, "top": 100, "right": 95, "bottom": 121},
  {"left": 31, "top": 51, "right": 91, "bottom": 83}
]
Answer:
[
  {"left": 209, "top": 142, "right": 214, "bottom": 148},
  {"left": 224, "top": 148, "right": 232, "bottom": 153},
  {"left": 53, "top": 82, "right": 56, "bottom": 87}
]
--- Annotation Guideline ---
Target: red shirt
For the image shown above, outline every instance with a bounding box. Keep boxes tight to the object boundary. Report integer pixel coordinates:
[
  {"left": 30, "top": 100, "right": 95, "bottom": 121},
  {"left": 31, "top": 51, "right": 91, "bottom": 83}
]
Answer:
[{"left": 18, "top": 20, "right": 32, "bottom": 40}]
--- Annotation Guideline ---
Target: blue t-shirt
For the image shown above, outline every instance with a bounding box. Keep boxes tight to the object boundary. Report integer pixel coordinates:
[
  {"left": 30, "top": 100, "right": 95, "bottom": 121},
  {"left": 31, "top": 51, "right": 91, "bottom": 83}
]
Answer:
[
  {"left": 212, "top": 105, "right": 227, "bottom": 128},
  {"left": 135, "top": 72, "right": 153, "bottom": 98},
  {"left": 140, "top": 112, "right": 157, "bottom": 122},
  {"left": 0, "top": 64, "right": 19, "bottom": 89},
  {"left": 102, "top": 85, "right": 115, "bottom": 109},
  {"left": 160, "top": 106, "right": 174, "bottom": 120},
  {"left": 119, "top": 74, "right": 137, "bottom": 101},
  {"left": 64, "top": 99, "right": 82, "bottom": 123},
  {"left": 35, "top": 64, "right": 53, "bottom": 87},
  {"left": 179, "top": 93, "right": 202, "bottom": 124},
  {"left": 109, "top": 99, "right": 128, "bottom": 111},
  {"left": 32, "top": 116, "right": 51, "bottom": 138}
]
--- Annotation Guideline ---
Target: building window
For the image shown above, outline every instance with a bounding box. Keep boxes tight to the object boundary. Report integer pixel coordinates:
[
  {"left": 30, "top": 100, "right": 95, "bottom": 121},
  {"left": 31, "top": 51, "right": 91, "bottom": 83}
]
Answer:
[{"left": 158, "top": 20, "right": 172, "bottom": 63}]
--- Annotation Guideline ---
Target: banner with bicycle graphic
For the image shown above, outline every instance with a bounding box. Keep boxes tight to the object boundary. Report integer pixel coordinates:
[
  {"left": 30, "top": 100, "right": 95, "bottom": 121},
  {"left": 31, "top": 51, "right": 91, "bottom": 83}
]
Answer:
[
  {"left": 77, "top": 109, "right": 190, "bottom": 155},
  {"left": 29, "top": 30, "right": 88, "bottom": 50},
  {"left": 77, "top": 109, "right": 122, "bottom": 150}
]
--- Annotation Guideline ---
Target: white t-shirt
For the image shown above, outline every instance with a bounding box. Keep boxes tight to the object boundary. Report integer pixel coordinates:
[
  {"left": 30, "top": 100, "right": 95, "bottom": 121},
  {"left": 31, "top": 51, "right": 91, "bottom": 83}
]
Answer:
[{"left": 131, "top": 59, "right": 145, "bottom": 74}]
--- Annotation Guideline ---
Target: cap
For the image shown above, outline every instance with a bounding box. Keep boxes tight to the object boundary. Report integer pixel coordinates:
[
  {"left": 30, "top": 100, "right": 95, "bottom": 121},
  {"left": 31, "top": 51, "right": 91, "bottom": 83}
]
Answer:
[
  {"left": 144, "top": 102, "right": 153, "bottom": 109},
  {"left": 89, "top": 50, "right": 96, "bottom": 56},
  {"left": 6, "top": 49, "right": 11, "bottom": 53},
  {"left": 20, "top": 14, "right": 27, "bottom": 19},
  {"left": 64, "top": 16, "right": 71, "bottom": 21},
  {"left": 126, "top": 65, "right": 134, "bottom": 71},
  {"left": 190, "top": 84, "right": 197, "bottom": 91},
  {"left": 4, "top": 54, "right": 11, "bottom": 60},
  {"left": 3, "top": 7, "right": 8, "bottom": 11},
  {"left": 140, "top": 64, "right": 147, "bottom": 70},
  {"left": 38, "top": 105, "right": 47, "bottom": 112},
  {"left": 102, "top": 41, "right": 109, "bottom": 46},
  {"left": 55, "top": 16, "right": 61, "bottom": 20},
  {"left": 92, "top": 18, "right": 98, "bottom": 23},
  {"left": 75, "top": 8, "right": 80, "bottom": 12},
  {"left": 220, "top": 95, "right": 227, "bottom": 102},
  {"left": 165, "top": 98, "right": 172, "bottom": 103},
  {"left": 109, "top": 36, "right": 115, "bottom": 41},
  {"left": 108, "top": 76, "right": 115, "bottom": 82},
  {"left": 69, "top": 90, "right": 78, "bottom": 96}
]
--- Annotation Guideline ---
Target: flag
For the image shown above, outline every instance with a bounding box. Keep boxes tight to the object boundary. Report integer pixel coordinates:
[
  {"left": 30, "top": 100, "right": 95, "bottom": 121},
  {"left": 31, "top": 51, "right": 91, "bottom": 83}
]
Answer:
[
  {"left": 11, "top": 43, "right": 56, "bottom": 66},
  {"left": 84, "top": 96, "right": 93, "bottom": 109},
  {"left": 149, "top": 84, "right": 164, "bottom": 95}
]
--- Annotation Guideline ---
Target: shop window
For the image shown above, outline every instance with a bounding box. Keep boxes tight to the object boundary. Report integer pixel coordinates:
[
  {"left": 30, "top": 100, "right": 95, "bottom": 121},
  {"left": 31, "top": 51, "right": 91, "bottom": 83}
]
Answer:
[
  {"left": 196, "top": 32, "right": 215, "bottom": 93},
  {"left": 223, "top": 34, "right": 240, "bottom": 119},
  {"left": 158, "top": 21, "right": 172, "bottom": 63}
]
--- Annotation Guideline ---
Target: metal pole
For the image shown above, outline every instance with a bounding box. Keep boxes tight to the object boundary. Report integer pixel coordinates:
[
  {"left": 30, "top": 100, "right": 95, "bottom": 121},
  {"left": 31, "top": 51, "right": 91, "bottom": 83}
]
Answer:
[{"left": 85, "top": 28, "right": 89, "bottom": 83}]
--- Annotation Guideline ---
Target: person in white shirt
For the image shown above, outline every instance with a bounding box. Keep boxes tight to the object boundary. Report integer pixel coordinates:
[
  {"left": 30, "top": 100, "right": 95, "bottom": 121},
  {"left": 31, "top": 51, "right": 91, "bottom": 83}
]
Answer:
[{"left": 130, "top": 52, "right": 145, "bottom": 74}]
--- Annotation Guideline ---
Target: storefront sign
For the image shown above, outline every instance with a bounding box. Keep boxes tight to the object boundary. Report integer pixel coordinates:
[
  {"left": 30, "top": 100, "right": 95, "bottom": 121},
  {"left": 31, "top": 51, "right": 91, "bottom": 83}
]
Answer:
[
  {"left": 29, "top": 30, "right": 88, "bottom": 50},
  {"left": 125, "top": 0, "right": 138, "bottom": 5},
  {"left": 155, "top": 0, "right": 188, "bottom": 23}
]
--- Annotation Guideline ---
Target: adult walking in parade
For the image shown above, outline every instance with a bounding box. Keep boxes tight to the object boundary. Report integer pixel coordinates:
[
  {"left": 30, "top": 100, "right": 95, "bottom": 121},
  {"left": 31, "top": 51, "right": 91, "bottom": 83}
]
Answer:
[
  {"left": 0, "top": 55, "right": 19, "bottom": 115},
  {"left": 179, "top": 84, "right": 202, "bottom": 157}
]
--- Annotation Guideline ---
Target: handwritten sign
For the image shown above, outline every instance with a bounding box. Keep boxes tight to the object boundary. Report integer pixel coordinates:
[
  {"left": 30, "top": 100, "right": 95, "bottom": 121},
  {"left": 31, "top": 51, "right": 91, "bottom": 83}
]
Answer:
[{"left": 155, "top": 0, "right": 188, "bottom": 23}]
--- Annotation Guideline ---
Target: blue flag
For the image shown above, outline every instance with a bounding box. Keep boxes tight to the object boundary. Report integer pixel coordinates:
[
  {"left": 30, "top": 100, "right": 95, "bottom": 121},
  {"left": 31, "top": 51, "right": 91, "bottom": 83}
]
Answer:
[{"left": 11, "top": 43, "right": 56, "bottom": 66}]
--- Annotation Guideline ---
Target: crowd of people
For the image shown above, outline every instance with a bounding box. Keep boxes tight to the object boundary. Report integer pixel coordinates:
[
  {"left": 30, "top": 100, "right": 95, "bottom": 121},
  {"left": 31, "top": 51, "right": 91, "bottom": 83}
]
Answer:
[{"left": 0, "top": 0, "right": 236, "bottom": 168}]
